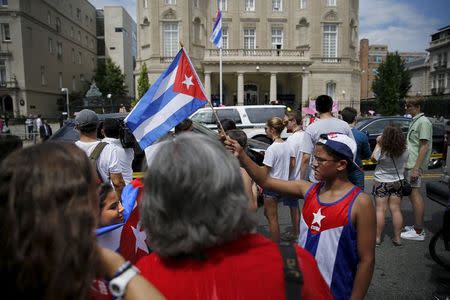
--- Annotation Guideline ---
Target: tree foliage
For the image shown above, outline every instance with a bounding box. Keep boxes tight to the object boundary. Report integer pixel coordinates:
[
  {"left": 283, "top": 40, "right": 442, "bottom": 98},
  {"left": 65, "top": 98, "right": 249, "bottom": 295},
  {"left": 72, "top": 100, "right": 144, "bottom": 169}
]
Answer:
[
  {"left": 137, "top": 63, "right": 150, "bottom": 100},
  {"left": 372, "top": 52, "right": 411, "bottom": 115},
  {"left": 94, "top": 58, "right": 128, "bottom": 97}
]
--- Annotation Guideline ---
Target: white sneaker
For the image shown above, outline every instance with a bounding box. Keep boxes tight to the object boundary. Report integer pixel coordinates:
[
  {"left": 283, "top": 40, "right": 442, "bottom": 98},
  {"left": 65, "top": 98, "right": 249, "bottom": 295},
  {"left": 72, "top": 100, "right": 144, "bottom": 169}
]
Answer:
[
  {"left": 403, "top": 225, "right": 414, "bottom": 232},
  {"left": 400, "top": 228, "right": 426, "bottom": 241}
]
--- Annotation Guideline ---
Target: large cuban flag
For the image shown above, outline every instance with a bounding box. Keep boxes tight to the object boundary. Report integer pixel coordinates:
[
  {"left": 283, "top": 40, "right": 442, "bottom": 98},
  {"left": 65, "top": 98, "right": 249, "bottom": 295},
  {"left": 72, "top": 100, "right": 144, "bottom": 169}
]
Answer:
[{"left": 125, "top": 48, "right": 208, "bottom": 155}]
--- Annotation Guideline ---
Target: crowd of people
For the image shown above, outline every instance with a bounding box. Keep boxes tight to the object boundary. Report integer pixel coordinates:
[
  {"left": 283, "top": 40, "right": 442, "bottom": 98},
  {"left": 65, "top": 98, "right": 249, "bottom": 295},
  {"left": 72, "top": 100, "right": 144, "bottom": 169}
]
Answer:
[{"left": 0, "top": 94, "right": 441, "bottom": 299}]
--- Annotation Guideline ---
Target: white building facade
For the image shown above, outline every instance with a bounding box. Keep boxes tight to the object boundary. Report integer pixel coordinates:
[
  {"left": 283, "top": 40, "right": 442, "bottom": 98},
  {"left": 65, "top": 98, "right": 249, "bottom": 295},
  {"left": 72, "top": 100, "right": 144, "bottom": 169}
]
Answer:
[
  {"left": 136, "top": 0, "right": 361, "bottom": 109},
  {"left": 97, "top": 6, "right": 137, "bottom": 98}
]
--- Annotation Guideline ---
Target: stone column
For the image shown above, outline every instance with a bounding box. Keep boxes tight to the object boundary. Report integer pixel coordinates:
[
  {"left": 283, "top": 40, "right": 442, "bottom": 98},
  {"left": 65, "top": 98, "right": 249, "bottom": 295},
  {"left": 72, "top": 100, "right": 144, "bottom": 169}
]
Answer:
[
  {"left": 204, "top": 72, "right": 211, "bottom": 101},
  {"left": 302, "top": 72, "right": 309, "bottom": 105},
  {"left": 270, "top": 73, "right": 277, "bottom": 103},
  {"left": 237, "top": 72, "right": 244, "bottom": 105}
]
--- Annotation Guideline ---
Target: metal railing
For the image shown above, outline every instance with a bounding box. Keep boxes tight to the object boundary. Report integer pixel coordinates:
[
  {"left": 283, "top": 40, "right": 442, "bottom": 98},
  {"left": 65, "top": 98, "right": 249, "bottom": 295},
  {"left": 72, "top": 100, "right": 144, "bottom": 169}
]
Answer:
[{"left": 207, "top": 48, "right": 307, "bottom": 57}]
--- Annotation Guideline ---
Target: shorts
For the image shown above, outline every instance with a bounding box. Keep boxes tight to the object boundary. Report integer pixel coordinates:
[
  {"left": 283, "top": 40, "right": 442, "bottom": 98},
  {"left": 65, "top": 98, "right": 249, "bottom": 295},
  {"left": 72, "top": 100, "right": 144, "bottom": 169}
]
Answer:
[
  {"left": 372, "top": 180, "right": 403, "bottom": 198},
  {"left": 262, "top": 190, "right": 280, "bottom": 198},
  {"left": 282, "top": 196, "right": 299, "bottom": 208},
  {"left": 404, "top": 169, "right": 422, "bottom": 188}
]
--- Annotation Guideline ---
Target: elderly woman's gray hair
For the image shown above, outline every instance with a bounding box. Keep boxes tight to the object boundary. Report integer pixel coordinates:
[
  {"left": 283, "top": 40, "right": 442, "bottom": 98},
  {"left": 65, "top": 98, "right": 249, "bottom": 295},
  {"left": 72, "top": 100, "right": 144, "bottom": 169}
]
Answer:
[{"left": 140, "top": 133, "right": 256, "bottom": 258}]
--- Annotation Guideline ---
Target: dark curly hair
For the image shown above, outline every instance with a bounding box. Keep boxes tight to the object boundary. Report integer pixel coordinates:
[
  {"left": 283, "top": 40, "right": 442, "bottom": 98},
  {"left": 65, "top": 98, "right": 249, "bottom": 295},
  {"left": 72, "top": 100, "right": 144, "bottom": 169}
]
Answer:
[
  {"left": 0, "top": 143, "right": 98, "bottom": 300},
  {"left": 380, "top": 125, "right": 407, "bottom": 158}
]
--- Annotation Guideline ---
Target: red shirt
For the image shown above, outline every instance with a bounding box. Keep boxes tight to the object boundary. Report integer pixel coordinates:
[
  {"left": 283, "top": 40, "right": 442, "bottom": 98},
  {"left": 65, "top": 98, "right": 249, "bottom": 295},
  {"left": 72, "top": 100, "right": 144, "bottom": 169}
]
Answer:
[{"left": 137, "top": 234, "right": 332, "bottom": 300}]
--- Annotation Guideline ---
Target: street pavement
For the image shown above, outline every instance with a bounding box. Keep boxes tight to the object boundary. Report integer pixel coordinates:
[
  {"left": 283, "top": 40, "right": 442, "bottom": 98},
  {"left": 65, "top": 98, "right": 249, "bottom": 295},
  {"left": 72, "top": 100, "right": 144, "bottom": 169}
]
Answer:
[{"left": 255, "top": 169, "right": 450, "bottom": 299}]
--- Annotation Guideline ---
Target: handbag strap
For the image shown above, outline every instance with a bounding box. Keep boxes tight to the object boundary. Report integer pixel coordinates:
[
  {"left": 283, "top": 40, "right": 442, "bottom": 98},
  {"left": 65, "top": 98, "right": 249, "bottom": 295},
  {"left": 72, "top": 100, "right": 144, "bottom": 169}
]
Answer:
[
  {"left": 278, "top": 241, "right": 303, "bottom": 300},
  {"left": 390, "top": 154, "right": 403, "bottom": 185}
]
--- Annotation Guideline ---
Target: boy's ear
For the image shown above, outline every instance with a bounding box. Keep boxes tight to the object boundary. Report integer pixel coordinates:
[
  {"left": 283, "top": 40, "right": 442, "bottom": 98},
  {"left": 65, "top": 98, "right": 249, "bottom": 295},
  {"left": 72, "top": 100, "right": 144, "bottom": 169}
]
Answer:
[{"left": 336, "top": 159, "right": 348, "bottom": 172}]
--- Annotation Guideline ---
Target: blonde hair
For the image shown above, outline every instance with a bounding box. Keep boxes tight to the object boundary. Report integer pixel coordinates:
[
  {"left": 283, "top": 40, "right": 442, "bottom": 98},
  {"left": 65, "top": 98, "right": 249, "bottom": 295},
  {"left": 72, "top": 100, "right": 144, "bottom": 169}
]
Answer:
[
  {"left": 266, "top": 117, "right": 287, "bottom": 135},
  {"left": 406, "top": 96, "right": 424, "bottom": 108}
]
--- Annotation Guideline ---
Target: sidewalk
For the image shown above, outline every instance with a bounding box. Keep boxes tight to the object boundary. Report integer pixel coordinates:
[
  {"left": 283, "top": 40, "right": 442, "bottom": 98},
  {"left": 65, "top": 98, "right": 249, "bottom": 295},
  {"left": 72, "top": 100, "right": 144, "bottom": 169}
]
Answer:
[{"left": 5, "top": 122, "right": 61, "bottom": 147}]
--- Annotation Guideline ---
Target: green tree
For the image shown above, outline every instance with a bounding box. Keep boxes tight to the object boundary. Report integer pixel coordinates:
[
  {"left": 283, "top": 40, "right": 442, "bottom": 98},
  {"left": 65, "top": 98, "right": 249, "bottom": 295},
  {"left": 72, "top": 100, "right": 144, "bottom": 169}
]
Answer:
[
  {"left": 94, "top": 58, "right": 128, "bottom": 97},
  {"left": 372, "top": 52, "right": 411, "bottom": 115},
  {"left": 137, "top": 63, "right": 150, "bottom": 100}
]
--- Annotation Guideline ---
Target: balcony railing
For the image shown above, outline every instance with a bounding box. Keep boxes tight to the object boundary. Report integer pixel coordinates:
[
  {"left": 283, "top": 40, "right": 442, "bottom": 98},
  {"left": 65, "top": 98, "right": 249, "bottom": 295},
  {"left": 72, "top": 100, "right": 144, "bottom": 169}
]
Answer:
[
  {"left": 207, "top": 48, "right": 307, "bottom": 58},
  {"left": 430, "top": 36, "right": 450, "bottom": 47},
  {"left": 321, "top": 57, "right": 342, "bottom": 64},
  {"left": 160, "top": 57, "right": 174, "bottom": 63},
  {"left": 0, "top": 80, "right": 18, "bottom": 89}
]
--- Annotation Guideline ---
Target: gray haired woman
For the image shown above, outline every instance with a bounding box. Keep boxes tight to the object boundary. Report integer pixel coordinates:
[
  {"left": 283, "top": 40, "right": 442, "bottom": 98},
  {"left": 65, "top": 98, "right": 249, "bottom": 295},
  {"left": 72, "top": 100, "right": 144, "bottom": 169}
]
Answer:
[{"left": 136, "top": 133, "right": 331, "bottom": 300}]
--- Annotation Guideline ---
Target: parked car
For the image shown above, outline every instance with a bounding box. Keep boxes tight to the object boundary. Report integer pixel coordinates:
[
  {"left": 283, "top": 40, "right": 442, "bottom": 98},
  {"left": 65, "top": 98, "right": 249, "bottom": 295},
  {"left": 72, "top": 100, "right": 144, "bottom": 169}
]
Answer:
[
  {"left": 355, "top": 116, "right": 446, "bottom": 168},
  {"left": 49, "top": 113, "right": 269, "bottom": 172},
  {"left": 190, "top": 105, "right": 288, "bottom": 144}
]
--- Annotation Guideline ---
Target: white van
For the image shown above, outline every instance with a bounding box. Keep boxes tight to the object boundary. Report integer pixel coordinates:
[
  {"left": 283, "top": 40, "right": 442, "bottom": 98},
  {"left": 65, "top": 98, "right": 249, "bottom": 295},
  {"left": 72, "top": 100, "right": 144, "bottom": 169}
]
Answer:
[{"left": 190, "top": 105, "right": 287, "bottom": 143}]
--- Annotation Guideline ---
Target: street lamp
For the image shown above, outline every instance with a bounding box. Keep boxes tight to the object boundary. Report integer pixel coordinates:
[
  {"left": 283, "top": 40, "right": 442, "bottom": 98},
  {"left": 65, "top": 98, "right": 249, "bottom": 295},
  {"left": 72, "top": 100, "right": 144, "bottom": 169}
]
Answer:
[
  {"left": 61, "top": 88, "right": 69, "bottom": 118},
  {"left": 107, "top": 94, "right": 112, "bottom": 113}
]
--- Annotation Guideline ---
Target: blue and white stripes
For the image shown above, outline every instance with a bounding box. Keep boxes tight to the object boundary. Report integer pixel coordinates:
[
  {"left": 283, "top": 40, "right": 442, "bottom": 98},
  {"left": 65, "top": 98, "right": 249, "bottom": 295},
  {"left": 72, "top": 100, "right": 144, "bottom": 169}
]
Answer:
[{"left": 210, "top": 9, "right": 222, "bottom": 48}]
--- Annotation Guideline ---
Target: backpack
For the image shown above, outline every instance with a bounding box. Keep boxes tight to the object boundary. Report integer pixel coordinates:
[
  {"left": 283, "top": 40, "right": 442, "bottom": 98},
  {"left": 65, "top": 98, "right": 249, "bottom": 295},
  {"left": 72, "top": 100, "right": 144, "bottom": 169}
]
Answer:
[{"left": 89, "top": 142, "right": 108, "bottom": 184}]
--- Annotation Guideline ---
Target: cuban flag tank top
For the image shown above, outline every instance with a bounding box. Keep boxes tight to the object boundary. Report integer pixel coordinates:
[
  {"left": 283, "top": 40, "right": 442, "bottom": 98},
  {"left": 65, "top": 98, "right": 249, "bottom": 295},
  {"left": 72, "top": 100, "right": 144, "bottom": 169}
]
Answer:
[{"left": 298, "top": 182, "right": 362, "bottom": 300}]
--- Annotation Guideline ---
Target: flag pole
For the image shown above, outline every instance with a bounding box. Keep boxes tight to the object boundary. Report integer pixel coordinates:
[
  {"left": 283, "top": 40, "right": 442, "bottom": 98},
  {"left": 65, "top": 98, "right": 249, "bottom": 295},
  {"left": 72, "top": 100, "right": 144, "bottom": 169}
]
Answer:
[{"left": 219, "top": 47, "right": 223, "bottom": 106}]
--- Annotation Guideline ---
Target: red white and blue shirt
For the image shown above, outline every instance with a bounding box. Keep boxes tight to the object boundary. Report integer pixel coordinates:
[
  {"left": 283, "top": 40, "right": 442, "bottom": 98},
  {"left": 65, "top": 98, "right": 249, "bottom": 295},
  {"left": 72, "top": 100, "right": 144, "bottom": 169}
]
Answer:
[{"left": 298, "top": 183, "right": 362, "bottom": 300}]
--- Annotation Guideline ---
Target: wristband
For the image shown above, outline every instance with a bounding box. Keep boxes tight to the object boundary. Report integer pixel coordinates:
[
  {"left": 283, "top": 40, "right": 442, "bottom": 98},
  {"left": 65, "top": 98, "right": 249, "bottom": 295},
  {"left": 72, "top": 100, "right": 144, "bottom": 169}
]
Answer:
[{"left": 112, "top": 261, "right": 132, "bottom": 279}]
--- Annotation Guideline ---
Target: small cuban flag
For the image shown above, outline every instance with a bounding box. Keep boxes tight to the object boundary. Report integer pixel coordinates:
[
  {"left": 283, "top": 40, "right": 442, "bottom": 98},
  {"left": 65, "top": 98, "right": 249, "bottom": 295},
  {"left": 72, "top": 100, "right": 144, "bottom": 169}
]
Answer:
[
  {"left": 125, "top": 48, "right": 208, "bottom": 155},
  {"left": 210, "top": 4, "right": 222, "bottom": 48}
]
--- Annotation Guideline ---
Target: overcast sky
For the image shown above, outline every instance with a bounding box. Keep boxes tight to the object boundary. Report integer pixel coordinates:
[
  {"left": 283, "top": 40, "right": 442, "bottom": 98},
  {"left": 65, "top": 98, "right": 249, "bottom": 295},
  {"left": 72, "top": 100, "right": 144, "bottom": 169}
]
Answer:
[{"left": 89, "top": 0, "right": 450, "bottom": 52}]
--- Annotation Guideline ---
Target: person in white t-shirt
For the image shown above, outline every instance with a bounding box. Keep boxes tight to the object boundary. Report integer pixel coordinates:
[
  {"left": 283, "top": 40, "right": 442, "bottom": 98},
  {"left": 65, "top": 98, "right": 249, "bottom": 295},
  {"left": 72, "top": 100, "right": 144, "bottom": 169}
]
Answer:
[
  {"left": 74, "top": 109, "right": 125, "bottom": 199},
  {"left": 261, "top": 117, "right": 294, "bottom": 242},
  {"left": 299, "top": 95, "right": 354, "bottom": 182},
  {"left": 281, "top": 110, "right": 308, "bottom": 241},
  {"left": 371, "top": 125, "right": 409, "bottom": 246},
  {"left": 101, "top": 118, "right": 134, "bottom": 185}
]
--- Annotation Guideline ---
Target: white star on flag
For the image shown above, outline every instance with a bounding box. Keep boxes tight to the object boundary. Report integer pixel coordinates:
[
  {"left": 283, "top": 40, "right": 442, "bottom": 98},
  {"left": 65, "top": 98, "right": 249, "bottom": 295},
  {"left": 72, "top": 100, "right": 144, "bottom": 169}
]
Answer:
[
  {"left": 312, "top": 208, "right": 326, "bottom": 227},
  {"left": 131, "top": 221, "right": 149, "bottom": 254},
  {"left": 182, "top": 75, "right": 194, "bottom": 89}
]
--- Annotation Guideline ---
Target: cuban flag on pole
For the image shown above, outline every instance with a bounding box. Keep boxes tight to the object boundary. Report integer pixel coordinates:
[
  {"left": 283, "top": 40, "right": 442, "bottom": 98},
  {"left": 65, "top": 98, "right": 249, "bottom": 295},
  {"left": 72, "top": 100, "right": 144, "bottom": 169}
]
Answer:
[
  {"left": 210, "top": 4, "right": 222, "bottom": 48},
  {"left": 125, "top": 48, "right": 208, "bottom": 153}
]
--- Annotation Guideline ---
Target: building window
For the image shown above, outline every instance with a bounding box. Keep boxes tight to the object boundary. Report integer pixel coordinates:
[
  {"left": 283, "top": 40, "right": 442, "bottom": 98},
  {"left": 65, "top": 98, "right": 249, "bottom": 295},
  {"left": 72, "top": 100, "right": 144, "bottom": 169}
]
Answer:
[
  {"left": 272, "top": 0, "right": 282, "bottom": 11},
  {"left": 326, "top": 81, "right": 336, "bottom": 99},
  {"left": 47, "top": 11, "right": 52, "bottom": 24},
  {"left": 85, "top": 15, "right": 88, "bottom": 24},
  {"left": 144, "top": 0, "right": 148, "bottom": 8},
  {"left": 85, "top": 36, "right": 88, "bottom": 45},
  {"left": 115, "top": 27, "right": 123, "bottom": 32},
  {"left": 163, "top": 22, "right": 178, "bottom": 57},
  {"left": 91, "top": 39, "right": 94, "bottom": 49},
  {"left": 271, "top": 28, "right": 283, "bottom": 49},
  {"left": 0, "top": 60, "right": 6, "bottom": 84},
  {"left": 41, "top": 66, "right": 46, "bottom": 85},
  {"left": 1, "top": 24, "right": 10, "bottom": 41},
  {"left": 78, "top": 52, "right": 82, "bottom": 64},
  {"left": 59, "top": 72, "right": 63, "bottom": 89},
  {"left": 56, "top": 17, "right": 61, "bottom": 32},
  {"left": 219, "top": 0, "right": 227, "bottom": 11},
  {"left": 438, "top": 73, "right": 445, "bottom": 89},
  {"left": 327, "top": 0, "right": 336, "bottom": 6},
  {"left": 71, "top": 48, "right": 75, "bottom": 63},
  {"left": 323, "top": 24, "right": 337, "bottom": 59},
  {"left": 245, "top": 0, "right": 255, "bottom": 11},
  {"left": 244, "top": 28, "right": 256, "bottom": 49},
  {"left": 78, "top": 31, "right": 81, "bottom": 41},
  {"left": 193, "top": 0, "right": 199, "bottom": 8},
  {"left": 0, "top": 0, "right": 8, "bottom": 6},
  {"left": 222, "top": 27, "right": 229, "bottom": 49},
  {"left": 76, "top": 8, "right": 81, "bottom": 20},
  {"left": 70, "top": 26, "right": 74, "bottom": 38},
  {"left": 300, "top": 0, "right": 307, "bottom": 9},
  {"left": 72, "top": 75, "right": 76, "bottom": 91},
  {"left": 48, "top": 38, "right": 53, "bottom": 53},
  {"left": 165, "top": 0, "right": 176, "bottom": 4},
  {"left": 57, "top": 42, "right": 62, "bottom": 58},
  {"left": 374, "top": 55, "right": 382, "bottom": 63}
]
